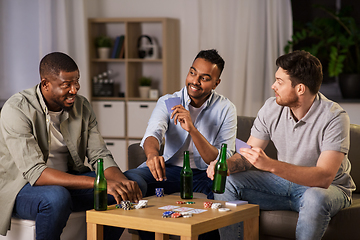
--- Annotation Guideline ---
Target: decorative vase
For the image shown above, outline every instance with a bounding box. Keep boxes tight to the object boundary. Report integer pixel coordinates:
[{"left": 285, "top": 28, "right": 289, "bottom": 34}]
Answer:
[
  {"left": 339, "top": 74, "right": 360, "bottom": 99},
  {"left": 97, "top": 47, "right": 111, "bottom": 59},
  {"left": 139, "top": 86, "right": 151, "bottom": 98}
]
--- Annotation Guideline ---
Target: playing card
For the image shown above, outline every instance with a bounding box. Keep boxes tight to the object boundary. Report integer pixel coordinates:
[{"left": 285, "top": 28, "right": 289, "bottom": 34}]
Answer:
[
  {"left": 158, "top": 205, "right": 180, "bottom": 210},
  {"left": 225, "top": 200, "right": 248, "bottom": 206},
  {"left": 165, "top": 97, "right": 181, "bottom": 113},
  {"left": 186, "top": 209, "right": 208, "bottom": 214},
  {"left": 235, "top": 138, "right": 251, "bottom": 152},
  {"left": 173, "top": 207, "right": 194, "bottom": 212}
]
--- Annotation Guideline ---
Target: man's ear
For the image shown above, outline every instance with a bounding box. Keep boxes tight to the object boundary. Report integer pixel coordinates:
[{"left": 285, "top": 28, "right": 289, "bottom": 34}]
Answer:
[
  {"left": 296, "top": 83, "right": 306, "bottom": 95},
  {"left": 213, "top": 78, "right": 221, "bottom": 89},
  {"left": 41, "top": 78, "right": 50, "bottom": 90}
]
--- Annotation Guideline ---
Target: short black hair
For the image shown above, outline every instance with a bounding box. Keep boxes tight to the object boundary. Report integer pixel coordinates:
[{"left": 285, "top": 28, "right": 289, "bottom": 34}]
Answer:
[
  {"left": 39, "top": 52, "right": 78, "bottom": 79},
  {"left": 276, "top": 50, "right": 323, "bottom": 95},
  {"left": 194, "top": 49, "right": 225, "bottom": 77}
]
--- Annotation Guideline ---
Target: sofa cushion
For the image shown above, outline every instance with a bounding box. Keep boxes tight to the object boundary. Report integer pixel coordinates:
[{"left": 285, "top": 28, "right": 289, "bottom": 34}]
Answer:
[{"left": 260, "top": 195, "right": 360, "bottom": 240}]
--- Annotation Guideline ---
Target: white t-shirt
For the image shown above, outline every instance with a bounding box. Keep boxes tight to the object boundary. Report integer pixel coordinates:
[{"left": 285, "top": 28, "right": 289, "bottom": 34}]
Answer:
[
  {"left": 46, "top": 110, "right": 69, "bottom": 172},
  {"left": 169, "top": 103, "right": 205, "bottom": 168}
]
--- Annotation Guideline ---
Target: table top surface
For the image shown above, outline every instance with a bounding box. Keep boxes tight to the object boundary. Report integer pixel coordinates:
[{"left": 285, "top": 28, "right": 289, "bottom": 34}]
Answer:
[{"left": 87, "top": 194, "right": 259, "bottom": 237}]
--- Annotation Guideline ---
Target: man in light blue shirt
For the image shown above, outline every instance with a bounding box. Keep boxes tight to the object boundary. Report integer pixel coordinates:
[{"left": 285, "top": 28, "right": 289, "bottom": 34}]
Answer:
[{"left": 125, "top": 49, "right": 237, "bottom": 200}]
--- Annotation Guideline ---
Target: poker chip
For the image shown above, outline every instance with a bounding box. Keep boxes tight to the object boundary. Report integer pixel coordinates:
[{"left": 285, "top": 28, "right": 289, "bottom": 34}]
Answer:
[
  {"left": 181, "top": 212, "right": 193, "bottom": 218},
  {"left": 203, "top": 201, "right": 213, "bottom": 208},
  {"left": 135, "top": 200, "right": 148, "bottom": 209},
  {"left": 218, "top": 208, "right": 231, "bottom": 212},
  {"left": 176, "top": 201, "right": 186, "bottom": 204},
  {"left": 171, "top": 212, "right": 182, "bottom": 218},
  {"left": 211, "top": 203, "right": 222, "bottom": 209},
  {"left": 115, "top": 204, "right": 122, "bottom": 209},
  {"left": 162, "top": 211, "right": 175, "bottom": 218},
  {"left": 186, "top": 201, "right": 195, "bottom": 204},
  {"left": 121, "top": 200, "right": 132, "bottom": 210},
  {"left": 156, "top": 188, "right": 164, "bottom": 197}
]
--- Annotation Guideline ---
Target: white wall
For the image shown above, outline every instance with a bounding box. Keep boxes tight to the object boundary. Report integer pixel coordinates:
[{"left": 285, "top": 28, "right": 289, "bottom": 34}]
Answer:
[{"left": 0, "top": 0, "right": 41, "bottom": 101}]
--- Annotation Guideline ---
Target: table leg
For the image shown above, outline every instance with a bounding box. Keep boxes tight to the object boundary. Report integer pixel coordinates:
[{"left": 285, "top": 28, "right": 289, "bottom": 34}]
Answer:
[
  {"left": 244, "top": 216, "right": 259, "bottom": 240},
  {"left": 154, "top": 232, "right": 170, "bottom": 240},
  {"left": 87, "top": 222, "right": 104, "bottom": 240}
]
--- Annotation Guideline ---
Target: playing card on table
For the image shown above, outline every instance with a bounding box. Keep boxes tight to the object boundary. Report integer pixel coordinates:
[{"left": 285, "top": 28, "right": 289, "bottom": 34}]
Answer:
[
  {"left": 236, "top": 138, "right": 251, "bottom": 153},
  {"left": 165, "top": 97, "right": 181, "bottom": 114},
  {"left": 158, "top": 205, "right": 180, "bottom": 210},
  {"left": 187, "top": 209, "right": 208, "bottom": 214},
  {"left": 173, "top": 207, "right": 194, "bottom": 212}
]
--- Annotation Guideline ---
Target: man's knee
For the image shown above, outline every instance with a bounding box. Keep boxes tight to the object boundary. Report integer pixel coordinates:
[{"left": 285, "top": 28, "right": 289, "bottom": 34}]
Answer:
[
  {"left": 300, "top": 187, "right": 332, "bottom": 213},
  {"left": 39, "top": 186, "right": 72, "bottom": 212}
]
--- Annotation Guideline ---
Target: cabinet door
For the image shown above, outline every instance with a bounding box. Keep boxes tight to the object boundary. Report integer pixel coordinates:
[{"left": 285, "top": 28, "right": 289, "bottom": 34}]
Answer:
[
  {"left": 92, "top": 101, "right": 125, "bottom": 137},
  {"left": 127, "top": 101, "right": 156, "bottom": 138},
  {"left": 105, "top": 139, "right": 127, "bottom": 171}
]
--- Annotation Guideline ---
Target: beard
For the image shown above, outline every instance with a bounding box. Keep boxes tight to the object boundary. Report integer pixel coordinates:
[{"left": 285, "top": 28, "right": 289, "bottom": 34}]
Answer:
[
  {"left": 275, "top": 92, "right": 299, "bottom": 107},
  {"left": 52, "top": 95, "right": 75, "bottom": 112}
]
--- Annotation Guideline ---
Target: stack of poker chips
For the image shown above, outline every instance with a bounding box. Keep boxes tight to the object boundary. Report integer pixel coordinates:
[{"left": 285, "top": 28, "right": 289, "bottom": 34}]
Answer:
[
  {"left": 171, "top": 212, "right": 182, "bottom": 218},
  {"left": 162, "top": 211, "right": 175, "bottom": 218},
  {"left": 203, "top": 201, "right": 213, "bottom": 208},
  {"left": 121, "top": 200, "right": 132, "bottom": 210},
  {"left": 135, "top": 200, "right": 148, "bottom": 209},
  {"left": 155, "top": 188, "right": 164, "bottom": 197},
  {"left": 181, "top": 212, "right": 193, "bottom": 218},
  {"left": 211, "top": 203, "right": 222, "bottom": 209}
]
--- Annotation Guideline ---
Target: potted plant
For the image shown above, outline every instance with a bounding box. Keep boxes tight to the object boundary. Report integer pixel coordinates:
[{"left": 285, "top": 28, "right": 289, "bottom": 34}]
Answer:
[
  {"left": 285, "top": 5, "right": 360, "bottom": 98},
  {"left": 138, "top": 76, "right": 152, "bottom": 98},
  {"left": 95, "top": 36, "right": 112, "bottom": 59}
]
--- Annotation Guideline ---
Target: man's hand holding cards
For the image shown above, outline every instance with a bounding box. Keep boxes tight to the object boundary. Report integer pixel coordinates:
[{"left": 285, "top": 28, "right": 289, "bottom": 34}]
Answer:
[
  {"left": 165, "top": 97, "right": 181, "bottom": 114},
  {"left": 236, "top": 138, "right": 251, "bottom": 154}
]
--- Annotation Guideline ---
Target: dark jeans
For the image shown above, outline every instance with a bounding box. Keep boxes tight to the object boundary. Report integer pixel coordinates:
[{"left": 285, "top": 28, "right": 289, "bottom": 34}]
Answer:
[
  {"left": 124, "top": 164, "right": 214, "bottom": 198},
  {"left": 124, "top": 164, "right": 220, "bottom": 240},
  {"left": 13, "top": 171, "right": 123, "bottom": 240}
]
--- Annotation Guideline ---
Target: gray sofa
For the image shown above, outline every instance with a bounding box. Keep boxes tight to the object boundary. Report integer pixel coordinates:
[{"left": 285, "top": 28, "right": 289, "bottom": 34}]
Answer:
[{"left": 127, "top": 116, "right": 360, "bottom": 240}]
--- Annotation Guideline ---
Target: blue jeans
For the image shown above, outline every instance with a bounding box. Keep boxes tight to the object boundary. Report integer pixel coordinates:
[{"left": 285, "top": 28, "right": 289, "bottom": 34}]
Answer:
[
  {"left": 13, "top": 171, "right": 124, "bottom": 240},
  {"left": 124, "top": 164, "right": 214, "bottom": 199},
  {"left": 215, "top": 170, "right": 351, "bottom": 240}
]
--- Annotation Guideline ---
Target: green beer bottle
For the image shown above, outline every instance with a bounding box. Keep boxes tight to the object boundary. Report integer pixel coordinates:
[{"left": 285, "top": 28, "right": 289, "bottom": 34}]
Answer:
[
  {"left": 180, "top": 151, "right": 193, "bottom": 199},
  {"left": 212, "top": 143, "right": 228, "bottom": 194},
  {"left": 94, "top": 158, "right": 107, "bottom": 211}
]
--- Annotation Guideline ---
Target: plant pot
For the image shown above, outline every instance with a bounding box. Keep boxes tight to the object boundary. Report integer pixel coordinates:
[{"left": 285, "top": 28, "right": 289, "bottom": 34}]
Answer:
[
  {"left": 139, "top": 86, "right": 151, "bottom": 98},
  {"left": 97, "top": 47, "right": 111, "bottom": 59},
  {"left": 339, "top": 74, "right": 360, "bottom": 99}
]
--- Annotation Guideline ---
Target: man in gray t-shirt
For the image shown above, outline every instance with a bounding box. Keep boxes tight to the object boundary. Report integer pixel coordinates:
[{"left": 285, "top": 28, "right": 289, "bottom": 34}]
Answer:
[{"left": 208, "top": 50, "right": 355, "bottom": 240}]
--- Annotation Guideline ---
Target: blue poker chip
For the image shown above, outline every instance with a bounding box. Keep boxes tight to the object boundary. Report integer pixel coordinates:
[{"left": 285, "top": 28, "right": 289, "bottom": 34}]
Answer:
[
  {"left": 162, "top": 211, "right": 175, "bottom": 218},
  {"left": 155, "top": 188, "right": 164, "bottom": 197}
]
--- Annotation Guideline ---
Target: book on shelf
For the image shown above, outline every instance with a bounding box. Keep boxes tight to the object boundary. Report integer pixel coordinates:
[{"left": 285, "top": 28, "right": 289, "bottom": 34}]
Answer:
[
  {"left": 111, "top": 36, "right": 121, "bottom": 58},
  {"left": 116, "top": 35, "right": 125, "bottom": 58},
  {"left": 119, "top": 36, "right": 125, "bottom": 58}
]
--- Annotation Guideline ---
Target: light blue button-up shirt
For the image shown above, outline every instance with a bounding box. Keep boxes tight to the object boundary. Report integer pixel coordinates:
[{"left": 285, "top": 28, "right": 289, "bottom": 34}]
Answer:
[{"left": 140, "top": 87, "right": 237, "bottom": 170}]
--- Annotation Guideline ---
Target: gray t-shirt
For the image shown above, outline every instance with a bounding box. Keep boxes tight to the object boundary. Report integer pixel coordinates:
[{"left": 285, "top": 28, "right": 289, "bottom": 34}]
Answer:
[{"left": 251, "top": 92, "right": 355, "bottom": 199}]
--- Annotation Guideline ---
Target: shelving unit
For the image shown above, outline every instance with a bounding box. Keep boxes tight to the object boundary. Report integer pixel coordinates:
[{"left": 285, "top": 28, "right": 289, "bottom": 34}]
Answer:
[{"left": 88, "top": 18, "right": 180, "bottom": 170}]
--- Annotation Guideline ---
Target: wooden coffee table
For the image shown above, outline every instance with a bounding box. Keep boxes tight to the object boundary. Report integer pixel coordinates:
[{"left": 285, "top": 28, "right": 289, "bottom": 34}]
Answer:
[{"left": 87, "top": 194, "right": 259, "bottom": 240}]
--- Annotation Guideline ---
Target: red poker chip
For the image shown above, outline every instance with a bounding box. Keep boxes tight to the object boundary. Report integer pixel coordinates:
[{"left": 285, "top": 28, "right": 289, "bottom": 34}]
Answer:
[
  {"left": 171, "top": 212, "right": 182, "bottom": 218},
  {"left": 203, "top": 201, "right": 213, "bottom": 208},
  {"left": 176, "top": 201, "right": 186, "bottom": 204}
]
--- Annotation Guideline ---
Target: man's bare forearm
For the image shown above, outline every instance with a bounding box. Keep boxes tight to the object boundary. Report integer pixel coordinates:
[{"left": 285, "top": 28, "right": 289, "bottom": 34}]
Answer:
[{"left": 227, "top": 153, "right": 252, "bottom": 174}]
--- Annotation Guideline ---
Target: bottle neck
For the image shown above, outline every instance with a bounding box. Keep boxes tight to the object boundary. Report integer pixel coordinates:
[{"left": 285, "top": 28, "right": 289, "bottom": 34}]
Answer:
[
  {"left": 183, "top": 151, "right": 190, "bottom": 168},
  {"left": 97, "top": 159, "right": 104, "bottom": 177},
  {"left": 218, "top": 144, "right": 227, "bottom": 163}
]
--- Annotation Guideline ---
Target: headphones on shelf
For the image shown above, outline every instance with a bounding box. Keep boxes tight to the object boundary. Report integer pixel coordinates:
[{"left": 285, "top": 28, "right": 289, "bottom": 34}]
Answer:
[{"left": 137, "top": 35, "right": 154, "bottom": 59}]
